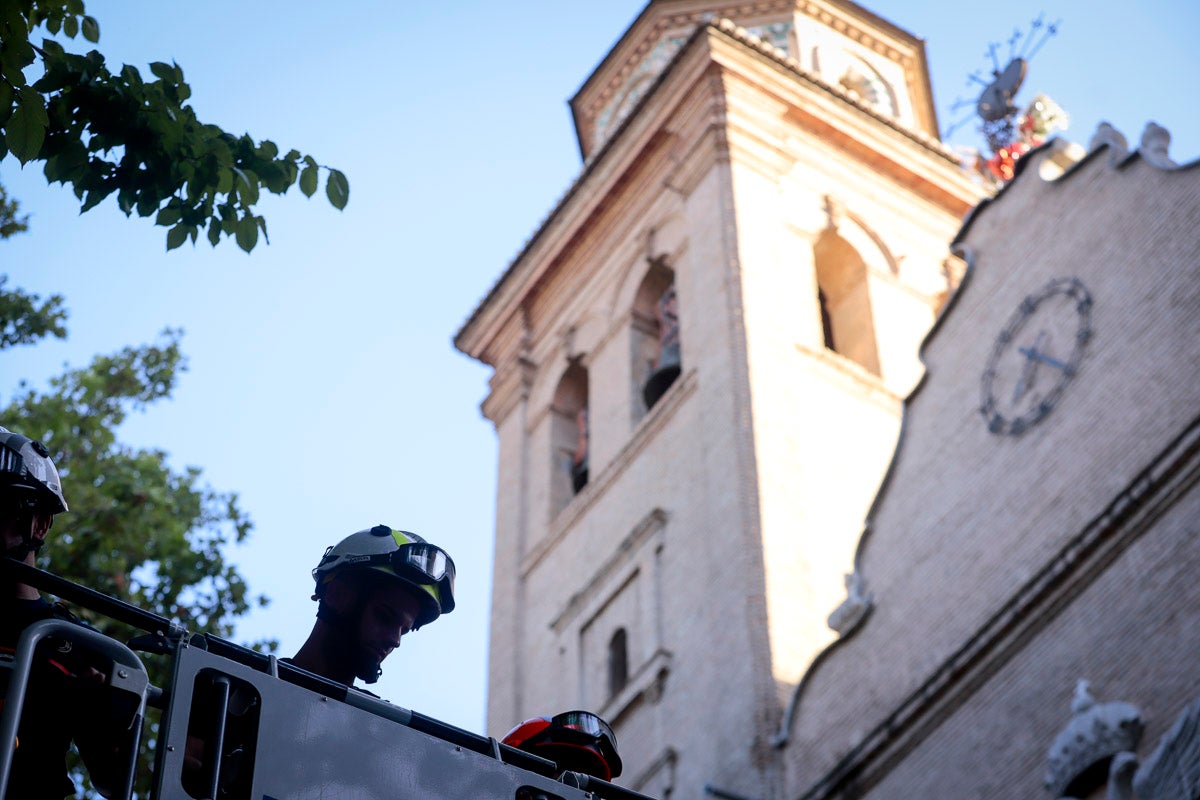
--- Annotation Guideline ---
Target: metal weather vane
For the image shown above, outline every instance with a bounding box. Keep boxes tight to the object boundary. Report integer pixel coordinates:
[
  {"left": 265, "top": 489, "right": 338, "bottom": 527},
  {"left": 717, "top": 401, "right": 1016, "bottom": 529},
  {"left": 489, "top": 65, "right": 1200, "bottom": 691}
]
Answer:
[{"left": 943, "top": 15, "right": 1068, "bottom": 184}]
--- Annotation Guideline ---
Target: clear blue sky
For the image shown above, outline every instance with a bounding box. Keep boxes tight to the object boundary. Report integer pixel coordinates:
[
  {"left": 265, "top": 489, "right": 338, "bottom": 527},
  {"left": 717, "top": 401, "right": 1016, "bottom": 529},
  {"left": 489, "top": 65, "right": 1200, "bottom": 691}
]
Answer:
[{"left": 2, "top": 1, "right": 1197, "bottom": 733}]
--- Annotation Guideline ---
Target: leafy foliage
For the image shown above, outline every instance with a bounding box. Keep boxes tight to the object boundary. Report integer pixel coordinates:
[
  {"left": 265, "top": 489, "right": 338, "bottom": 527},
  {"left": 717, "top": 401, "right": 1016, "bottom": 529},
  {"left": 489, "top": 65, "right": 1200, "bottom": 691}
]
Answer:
[
  {"left": 0, "top": 0, "right": 349, "bottom": 253},
  {"left": 0, "top": 180, "right": 29, "bottom": 237},
  {"left": 0, "top": 273, "right": 66, "bottom": 349}
]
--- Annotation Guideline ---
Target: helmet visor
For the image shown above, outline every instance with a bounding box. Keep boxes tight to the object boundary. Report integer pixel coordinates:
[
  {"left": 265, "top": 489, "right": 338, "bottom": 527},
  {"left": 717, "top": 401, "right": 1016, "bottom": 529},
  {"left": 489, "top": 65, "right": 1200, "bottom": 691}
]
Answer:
[
  {"left": 551, "top": 711, "right": 615, "bottom": 745},
  {"left": 391, "top": 542, "right": 455, "bottom": 585},
  {"left": 344, "top": 542, "right": 455, "bottom": 586}
]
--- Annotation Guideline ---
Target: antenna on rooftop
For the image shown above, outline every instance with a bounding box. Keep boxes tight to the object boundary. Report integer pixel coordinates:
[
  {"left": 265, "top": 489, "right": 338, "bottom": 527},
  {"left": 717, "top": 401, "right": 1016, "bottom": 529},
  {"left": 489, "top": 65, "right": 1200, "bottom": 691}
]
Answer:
[{"left": 942, "top": 15, "right": 1066, "bottom": 185}]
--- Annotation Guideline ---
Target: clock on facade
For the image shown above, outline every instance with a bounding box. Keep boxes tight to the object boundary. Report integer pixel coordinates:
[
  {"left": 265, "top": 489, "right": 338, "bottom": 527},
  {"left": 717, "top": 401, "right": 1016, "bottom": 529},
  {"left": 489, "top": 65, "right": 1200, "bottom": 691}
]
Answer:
[{"left": 980, "top": 277, "right": 1092, "bottom": 436}]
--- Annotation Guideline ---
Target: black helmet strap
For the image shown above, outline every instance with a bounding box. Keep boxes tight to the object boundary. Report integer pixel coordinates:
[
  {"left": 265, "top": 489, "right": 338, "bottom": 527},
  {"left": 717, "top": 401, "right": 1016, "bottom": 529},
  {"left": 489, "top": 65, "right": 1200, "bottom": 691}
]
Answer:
[{"left": 2, "top": 507, "right": 46, "bottom": 561}]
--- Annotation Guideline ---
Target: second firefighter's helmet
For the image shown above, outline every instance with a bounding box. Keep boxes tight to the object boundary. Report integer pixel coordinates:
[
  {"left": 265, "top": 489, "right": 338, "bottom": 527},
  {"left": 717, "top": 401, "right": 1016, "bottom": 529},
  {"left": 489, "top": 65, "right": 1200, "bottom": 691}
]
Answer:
[
  {"left": 0, "top": 426, "right": 68, "bottom": 514},
  {"left": 502, "top": 710, "right": 622, "bottom": 781},
  {"left": 311, "top": 524, "right": 455, "bottom": 630}
]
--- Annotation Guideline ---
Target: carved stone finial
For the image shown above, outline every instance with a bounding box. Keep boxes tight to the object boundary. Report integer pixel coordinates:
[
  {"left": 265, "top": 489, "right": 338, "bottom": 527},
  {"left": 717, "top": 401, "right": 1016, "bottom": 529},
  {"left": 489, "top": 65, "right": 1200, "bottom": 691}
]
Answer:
[
  {"left": 827, "top": 571, "right": 872, "bottom": 635},
  {"left": 1043, "top": 681, "right": 1143, "bottom": 797},
  {"left": 1139, "top": 121, "right": 1176, "bottom": 168},
  {"left": 1072, "top": 679, "right": 1095, "bottom": 714},
  {"left": 1088, "top": 122, "right": 1128, "bottom": 164}
]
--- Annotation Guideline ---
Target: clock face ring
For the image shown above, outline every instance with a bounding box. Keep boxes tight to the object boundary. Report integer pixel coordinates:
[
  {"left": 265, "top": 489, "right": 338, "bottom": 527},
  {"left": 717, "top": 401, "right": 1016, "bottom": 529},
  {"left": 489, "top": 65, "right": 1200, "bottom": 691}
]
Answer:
[{"left": 980, "top": 277, "right": 1092, "bottom": 436}]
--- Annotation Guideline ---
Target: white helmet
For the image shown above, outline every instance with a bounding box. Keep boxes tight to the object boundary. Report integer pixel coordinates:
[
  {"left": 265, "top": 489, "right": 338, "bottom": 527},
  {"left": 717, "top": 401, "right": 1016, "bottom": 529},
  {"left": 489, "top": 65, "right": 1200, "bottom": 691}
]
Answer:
[
  {"left": 312, "top": 525, "right": 455, "bottom": 630},
  {"left": 0, "top": 426, "right": 68, "bottom": 514}
]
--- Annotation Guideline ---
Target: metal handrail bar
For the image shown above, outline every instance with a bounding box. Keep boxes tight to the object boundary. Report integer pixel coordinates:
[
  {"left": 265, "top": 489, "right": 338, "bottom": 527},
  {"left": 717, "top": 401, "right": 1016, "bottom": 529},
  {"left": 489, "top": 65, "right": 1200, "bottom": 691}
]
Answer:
[{"left": 0, "top": 619, "right": 151, "bottom": 800}]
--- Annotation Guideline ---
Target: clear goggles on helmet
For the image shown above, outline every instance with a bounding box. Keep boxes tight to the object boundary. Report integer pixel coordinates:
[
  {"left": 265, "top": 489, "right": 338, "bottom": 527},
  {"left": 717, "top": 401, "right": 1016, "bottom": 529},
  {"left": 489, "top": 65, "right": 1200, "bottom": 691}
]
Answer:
[{"left": 343, "top": 542, "right": 456, "bottom": 590}]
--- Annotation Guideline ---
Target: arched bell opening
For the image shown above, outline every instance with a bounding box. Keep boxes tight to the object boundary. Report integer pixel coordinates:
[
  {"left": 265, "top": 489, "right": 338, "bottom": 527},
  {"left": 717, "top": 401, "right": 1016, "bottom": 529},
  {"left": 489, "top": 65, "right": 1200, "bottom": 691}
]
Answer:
[
  {"left": 813, "top": 230, "right": 881, "bottom": 376},
  {"left": 551, "top": 360, "right": 590, "bottom": 514},
  {"left": 632, "top": 258, "right": 681, "bottom": 418}
]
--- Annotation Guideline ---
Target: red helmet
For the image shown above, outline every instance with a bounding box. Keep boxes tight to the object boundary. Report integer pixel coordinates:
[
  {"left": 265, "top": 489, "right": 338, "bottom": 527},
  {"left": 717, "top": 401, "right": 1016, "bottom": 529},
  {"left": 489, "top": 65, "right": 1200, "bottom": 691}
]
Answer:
[{"left": 501, "top": 710, "right": 622, "bottom": 781}]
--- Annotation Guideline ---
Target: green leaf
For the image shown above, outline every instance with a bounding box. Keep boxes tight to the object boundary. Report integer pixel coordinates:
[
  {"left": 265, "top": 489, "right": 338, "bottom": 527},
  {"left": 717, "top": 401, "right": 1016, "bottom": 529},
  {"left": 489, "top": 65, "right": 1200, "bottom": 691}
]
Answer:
[
  {"left": 6, "top": 93, "right": 48, "bottom": 164},
  {"left": 136, "top": 192, "right": 158, "bottom": 218},
  {"left": 258, "top": 140, "right": 278, "bottom": 160},
  {"left": 233, "top": 168, "right": 259, "bottom": 205},
  {"left": 216, "top": 168, "right": 234, "bottom": 195},
  {"left": 0, "top": 80, "right": 13, "bottom": 122},
  {"left": 81, "top": 16, "right": 100, "bottom": 43},
  {"left": 166, "top": 223, "right": 187, "bottom": 251},
  {"left": 63, "top": 14, "right": 78, "bottom": 38},
  {"left": 46, "top": 14, "right": 62, "bottom": 34},
  {"left": 121, "top": 64, "right": 143, "bottom": 88},
  {"left": 235, "top": 216, "right": 258, "bottom": 252},
  {"left": 117, "top": 188, "right": 135, "bottom": 215},
  {"left": 207, "top": 220, "right": 221, "bottom": 247},
  {"left": 299, "top": 165, "right": 318, "bottom": 198},
  {"left": 156, "top": 205, "right": 182, "bottom": 226},
  {"left": 255, "top": 215, "right": 269, "bottom": 245},
  {"left": 325, "top": 169, "right": 349, "bottom": 210},
  {"left": 149, "top": 61, "right": 174, "bottom": 81},
  {"left": 38, "top": 39, "right": 65, "bottom": 58},
  {"left": 80, "top": 186, "right": 113, "bottom": 213}
]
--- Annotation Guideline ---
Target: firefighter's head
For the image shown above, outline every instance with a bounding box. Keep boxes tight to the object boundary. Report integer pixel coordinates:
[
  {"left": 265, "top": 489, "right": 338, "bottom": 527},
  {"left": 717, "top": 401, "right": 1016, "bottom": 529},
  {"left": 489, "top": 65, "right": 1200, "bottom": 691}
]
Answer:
[
  {"left": 0, "top": 426, "right": 68, "bottom": 563},
  {"left": 502, "top": 710, "right": 622, "bottom": 781},
  {"left": 310, "top": 525, "right": 456, "bottom": 683}
]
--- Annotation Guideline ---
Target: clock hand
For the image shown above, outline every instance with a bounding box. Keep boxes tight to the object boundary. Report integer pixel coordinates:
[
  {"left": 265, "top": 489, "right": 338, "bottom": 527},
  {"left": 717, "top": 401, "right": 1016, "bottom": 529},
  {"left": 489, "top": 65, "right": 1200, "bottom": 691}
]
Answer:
[
  {"left": 1018, "top": 346, "right": 1069, "bottom": 371},
  {"left": 1013, "top": 330, "right": 1050, "bottom": 403},
  {"left": 1012, "top": 349, "right": 1038, "bottom": 403}
]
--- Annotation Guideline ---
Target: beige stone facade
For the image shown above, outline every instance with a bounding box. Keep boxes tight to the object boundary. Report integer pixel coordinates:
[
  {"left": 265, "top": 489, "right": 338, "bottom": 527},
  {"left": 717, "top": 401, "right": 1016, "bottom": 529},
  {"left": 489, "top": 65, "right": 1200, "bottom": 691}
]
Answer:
[
  {"left": 459, "top": 3, "right": 1199, "bottom": 800},
  {"left": 776, "top": 130, "right": 1200, "bottom": 800},
  {"left": 456, "top": 2, "right": 981, "bottom": 797}
]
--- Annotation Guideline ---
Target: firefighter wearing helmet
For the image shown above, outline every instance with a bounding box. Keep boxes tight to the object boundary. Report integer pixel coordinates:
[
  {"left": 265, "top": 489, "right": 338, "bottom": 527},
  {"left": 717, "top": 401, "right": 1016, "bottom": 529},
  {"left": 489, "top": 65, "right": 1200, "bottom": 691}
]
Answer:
[
  {"left": 1, "top": 426, "right": 128, "bottom": 799},
  {"left": 502, "top": 710, "right": 623, "bottom": 782},
  {"left": 289, "top": 525, "right": 456, "bottom": 686},
  {"left": 1, "top": 425, "right": 68, "bottom": 571}
]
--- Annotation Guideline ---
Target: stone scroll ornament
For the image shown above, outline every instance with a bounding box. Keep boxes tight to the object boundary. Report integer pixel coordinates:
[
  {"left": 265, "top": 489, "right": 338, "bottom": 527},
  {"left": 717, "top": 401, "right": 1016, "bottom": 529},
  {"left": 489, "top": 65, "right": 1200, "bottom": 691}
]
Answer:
[
  {"left": 642, "top": 286, "right": 682, "bottom": 409},
  {"left": 1045, "top": 680, "right": 1200, "bottom": 799}
]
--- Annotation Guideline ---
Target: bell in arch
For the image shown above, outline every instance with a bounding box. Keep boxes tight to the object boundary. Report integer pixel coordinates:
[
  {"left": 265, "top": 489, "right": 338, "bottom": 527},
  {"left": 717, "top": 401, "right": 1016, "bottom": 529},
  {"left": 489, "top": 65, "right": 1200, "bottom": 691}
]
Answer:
[
  {"left": 570, "top": 407, "right": 589, "bottom": 493},
  {"left": 642, "top": 286, "right": 682, "bottom": 409}
]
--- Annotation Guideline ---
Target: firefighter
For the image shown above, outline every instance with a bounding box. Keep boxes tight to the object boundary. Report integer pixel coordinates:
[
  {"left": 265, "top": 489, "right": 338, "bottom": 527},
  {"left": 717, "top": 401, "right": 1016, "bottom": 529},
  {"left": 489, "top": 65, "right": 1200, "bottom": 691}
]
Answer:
[
  {"left": 0, "top": 426, "right": 120, "bottom": 799},
  {"left": 290, "top": 524, "right": 457, "bottom": 686},
  {"left": 501, "top": 710, "right": 623, "bottom": 782},
  {"left": 181, "top": 524, "right": 458, "bottom": 796}
]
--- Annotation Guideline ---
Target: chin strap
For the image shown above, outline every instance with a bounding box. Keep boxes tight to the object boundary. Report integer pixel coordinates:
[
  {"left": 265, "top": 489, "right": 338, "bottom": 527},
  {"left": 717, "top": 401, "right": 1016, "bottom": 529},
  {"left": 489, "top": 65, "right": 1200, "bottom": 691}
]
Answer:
[{"left": 3, "top": 526, "right": 44, "bottom": 561}]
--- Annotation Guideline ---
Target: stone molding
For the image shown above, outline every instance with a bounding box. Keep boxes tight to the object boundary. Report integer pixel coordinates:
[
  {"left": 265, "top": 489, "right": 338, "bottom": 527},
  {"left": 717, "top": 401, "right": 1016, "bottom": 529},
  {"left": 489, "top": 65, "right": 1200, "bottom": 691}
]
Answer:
[
  {"left": 548, "top": 507, "right": 668, "bottom": 632},
  {"left": 599, "top": 648, "right": 674, "bottom": 724}
]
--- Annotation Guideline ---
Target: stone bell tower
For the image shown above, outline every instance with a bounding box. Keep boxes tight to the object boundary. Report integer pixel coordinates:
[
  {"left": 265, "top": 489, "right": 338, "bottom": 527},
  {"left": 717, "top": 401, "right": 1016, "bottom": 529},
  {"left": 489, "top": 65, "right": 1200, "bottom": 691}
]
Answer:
[{"left": 454, "top": 2, "right": 985, "bottom": 797}]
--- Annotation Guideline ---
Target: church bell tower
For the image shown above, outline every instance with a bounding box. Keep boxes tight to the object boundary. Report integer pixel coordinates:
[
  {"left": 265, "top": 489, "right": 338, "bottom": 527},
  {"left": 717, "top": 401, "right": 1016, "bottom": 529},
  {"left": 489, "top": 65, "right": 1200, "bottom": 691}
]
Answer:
[{"left": 454, "top": 2, "right": 985, "bottom": 797}]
